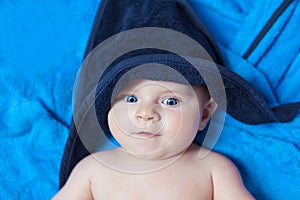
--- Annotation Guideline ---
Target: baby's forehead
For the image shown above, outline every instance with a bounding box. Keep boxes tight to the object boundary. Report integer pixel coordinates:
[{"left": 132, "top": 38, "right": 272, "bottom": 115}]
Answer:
[
  {"left": 121, "top": 79, "right": 186, "bottom": 90},
  {"left": 118, "top": 79, "right": 207, "bottom": 96}
]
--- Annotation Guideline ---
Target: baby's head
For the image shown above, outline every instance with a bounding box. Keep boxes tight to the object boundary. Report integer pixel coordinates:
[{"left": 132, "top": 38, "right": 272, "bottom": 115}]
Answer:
[
  {"left": 107, "top": 78, "right": 217, "bottom": 159},
  {"left": 92, "top": 54, "right": 224, "bottom": 159}
]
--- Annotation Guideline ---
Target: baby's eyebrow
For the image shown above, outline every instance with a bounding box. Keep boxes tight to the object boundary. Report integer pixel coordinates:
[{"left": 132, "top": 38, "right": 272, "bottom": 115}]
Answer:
[
  {"left": 116, "top": 90, "right": 139, "bottom": 97},
  {"left": 160, "top": 88, "right": 195, "bottom": 96}
]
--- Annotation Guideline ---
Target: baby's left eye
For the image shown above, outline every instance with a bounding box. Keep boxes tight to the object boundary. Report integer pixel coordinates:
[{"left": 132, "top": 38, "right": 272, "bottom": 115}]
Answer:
[
  {"left": 124, "top": 95, "right": 138, "bottom": 103},
  {"left": 162, "top": 98, "right": 179, "bottom": 106}
]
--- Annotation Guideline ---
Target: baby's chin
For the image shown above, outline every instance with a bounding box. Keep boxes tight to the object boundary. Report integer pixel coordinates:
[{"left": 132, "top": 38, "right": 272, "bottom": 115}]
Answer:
[
  {"left": 121, "top": 144, "right": 187, "bottom": 162},
  {"left": 96, "top": 146, "right": 189, "bottom": 173}
]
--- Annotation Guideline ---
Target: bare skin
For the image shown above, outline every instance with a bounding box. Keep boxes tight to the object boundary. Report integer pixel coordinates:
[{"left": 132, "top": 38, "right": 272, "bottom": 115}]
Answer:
[
  {"left": 53, "top": 145, "right": 253, "bottom": 200},
  {"left": 53, "top": 79, "right": 254, "bottom": 199}
]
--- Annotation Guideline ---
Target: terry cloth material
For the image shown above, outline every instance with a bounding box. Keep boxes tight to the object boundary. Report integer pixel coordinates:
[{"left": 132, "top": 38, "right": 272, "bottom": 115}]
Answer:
[
  {"left": 189, "top": 0, "right": 300, "bottom": 108},
  {"left": 59, "top": 0, "right": 300, "bottom": 196},
  {"left": 1, "top": 0, "right": 299, "bottom": 199},
  {"left": 0, "top": 1, "right": 99, "bottom": 199},
  {"left": 83, "top": 0, "right": 299, "bottom": 126},
  {"left": 189, "top": 0, "right": 300, "bottom": 199}
]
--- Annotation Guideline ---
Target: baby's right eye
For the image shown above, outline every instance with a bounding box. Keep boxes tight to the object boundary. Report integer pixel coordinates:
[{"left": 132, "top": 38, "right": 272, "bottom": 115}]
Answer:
[{"left": 124, "top": 95, "right": 138, "bottom": 103}]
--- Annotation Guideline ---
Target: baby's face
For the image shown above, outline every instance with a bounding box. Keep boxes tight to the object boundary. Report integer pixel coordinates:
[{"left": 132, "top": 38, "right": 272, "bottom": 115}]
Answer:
[{"left": 108, "top": 79, "right": 209, "bottom": 159}]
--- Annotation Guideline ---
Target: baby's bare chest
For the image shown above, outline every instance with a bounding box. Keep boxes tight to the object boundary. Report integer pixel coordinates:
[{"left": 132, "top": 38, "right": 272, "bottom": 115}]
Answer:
[{"left": 91, "top": 167, "right": 212, "bottom": 200}]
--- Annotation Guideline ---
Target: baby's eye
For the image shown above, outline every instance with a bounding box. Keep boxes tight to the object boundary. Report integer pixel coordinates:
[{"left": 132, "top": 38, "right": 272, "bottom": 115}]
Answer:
[
  {"left": 162, "top": 98, "right": 179, "bottom": 106},
  {"left": 124, "top": 95, "right": 138, "bottom": 103}
]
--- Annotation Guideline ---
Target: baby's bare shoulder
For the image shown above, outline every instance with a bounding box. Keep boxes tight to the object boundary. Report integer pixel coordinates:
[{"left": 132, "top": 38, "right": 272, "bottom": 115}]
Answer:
[
  {"left": 191, "top": 147, "right": 254, "bottom": 199},
  {"left": 85, "top": 150, "right": 116, "bottom": 168},
  {"left": 185, "top": 145, "right": 240, "bottom": 178},
  {"left": 187, "top": 144, "right": 230, "bottom": 166},
  {"left": 73, "top": 150, "right": 116, "bottom": 174},
  {"left": 201, "top": 149, "right": 233, "bottom": 166},
  {"left": 78, "top": 153, "right": 102, "bottom": 167}
]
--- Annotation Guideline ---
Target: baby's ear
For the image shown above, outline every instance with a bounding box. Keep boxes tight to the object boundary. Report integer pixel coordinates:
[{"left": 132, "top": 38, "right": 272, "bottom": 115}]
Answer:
[{"left": 198, "top": 99, "right": 218, "bottom": 131}]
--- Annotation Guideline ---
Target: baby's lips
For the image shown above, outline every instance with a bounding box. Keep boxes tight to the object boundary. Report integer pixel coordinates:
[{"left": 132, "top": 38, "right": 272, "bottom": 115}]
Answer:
[{"left": 131, "top": 132, "right": 161, "bottom": 139}]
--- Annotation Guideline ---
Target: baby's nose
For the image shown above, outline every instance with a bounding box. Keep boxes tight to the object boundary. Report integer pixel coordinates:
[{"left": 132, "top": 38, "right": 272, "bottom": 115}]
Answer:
[{"left": 135, "top": 105, "right": 160, "bottom": 122}]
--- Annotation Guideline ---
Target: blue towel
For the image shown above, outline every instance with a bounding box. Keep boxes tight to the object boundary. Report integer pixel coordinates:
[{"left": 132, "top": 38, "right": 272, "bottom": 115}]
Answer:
[
  {"left": 190, "top": 0, "right": 300, "bottom": 199},
  {"left": 0, "top": 0, "right": 299, "bottom": 199},
  {"left": 0, "top": 0, "right": 100, "bottom": 199},
  {"left": 190, "top": 0, "right": 300, "bottom": 107}
]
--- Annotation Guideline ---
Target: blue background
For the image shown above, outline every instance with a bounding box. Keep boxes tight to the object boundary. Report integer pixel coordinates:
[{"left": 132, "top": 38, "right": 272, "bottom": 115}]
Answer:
[{"left": 1, "top": 0, "right": 299, "bottom": 199}]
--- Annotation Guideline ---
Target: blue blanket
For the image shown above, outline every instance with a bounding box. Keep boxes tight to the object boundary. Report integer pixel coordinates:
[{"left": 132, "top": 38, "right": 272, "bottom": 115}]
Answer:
[{"left": 0, "top": 0, "right": 299, "bottom": 199}]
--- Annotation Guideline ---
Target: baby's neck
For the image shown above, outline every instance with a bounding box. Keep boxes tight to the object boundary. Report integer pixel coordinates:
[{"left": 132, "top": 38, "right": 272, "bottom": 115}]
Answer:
[{"left": 97, "top": 147, "right": 187, "bottom": 174}]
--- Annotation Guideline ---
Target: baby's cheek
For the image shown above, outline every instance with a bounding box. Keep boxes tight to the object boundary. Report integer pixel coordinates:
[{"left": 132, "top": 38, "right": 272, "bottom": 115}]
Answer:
[
  {"left": 107, "top": 111, "right": 118, "bottom": 133},
  {"left": 109, "top": 106, "right": 131, "bottom": 130},
  {"left": 178, "top": 108, "right": 200, "bottom": 135},
  {"left": 163, "top": 111, "right": 182, "bottom": 136}
]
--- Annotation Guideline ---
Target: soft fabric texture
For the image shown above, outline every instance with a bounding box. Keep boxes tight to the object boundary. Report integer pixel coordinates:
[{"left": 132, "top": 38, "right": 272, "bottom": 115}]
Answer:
[
  {"left": 190, "top": 0, "right": 300, "bottom": 107},
  {"left": 0, "top": 0, "right": 100, "bottom": 199},
  {"left": 190, "top": 0, "right": 300, "bottom": 198},
  {"left": 0, "top": 0, "right": 299, "bottom": 200}
]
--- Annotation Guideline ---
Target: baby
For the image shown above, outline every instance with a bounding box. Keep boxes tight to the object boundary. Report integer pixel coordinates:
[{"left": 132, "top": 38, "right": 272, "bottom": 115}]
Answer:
[{"left": 53, "top": 78, "right": 254, "bottom": 199}]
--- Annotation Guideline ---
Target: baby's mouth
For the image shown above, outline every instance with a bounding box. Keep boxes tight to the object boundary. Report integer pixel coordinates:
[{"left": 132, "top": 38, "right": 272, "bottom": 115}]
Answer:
[{"left": 131, "top": 132, "right": 161, "bottom": 139}]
